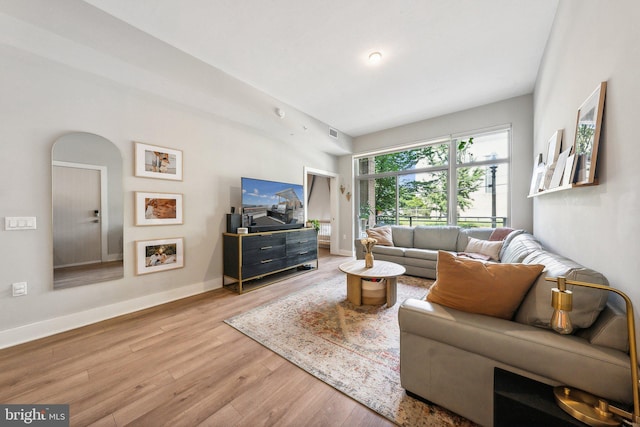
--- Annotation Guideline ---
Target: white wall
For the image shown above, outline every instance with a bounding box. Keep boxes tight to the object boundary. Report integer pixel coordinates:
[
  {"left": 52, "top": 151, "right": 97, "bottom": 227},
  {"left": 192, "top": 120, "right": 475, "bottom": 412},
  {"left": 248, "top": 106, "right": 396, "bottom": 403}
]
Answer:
[
  {"left": 533, "top": 1, "right": 640, "bottom": 320},
  {"left": 351, "top": 95, "right": 534, "bottom": 231},
  {"left": 0, "top": 22, "right": 342, "bottom": 347}
]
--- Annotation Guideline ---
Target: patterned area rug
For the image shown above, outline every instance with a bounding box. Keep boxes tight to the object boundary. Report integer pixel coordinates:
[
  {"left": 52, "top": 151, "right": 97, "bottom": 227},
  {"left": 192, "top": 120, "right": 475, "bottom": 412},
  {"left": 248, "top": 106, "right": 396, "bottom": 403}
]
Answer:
[{"left": 225, "top": 275, "right": 476, "bottom": 426}]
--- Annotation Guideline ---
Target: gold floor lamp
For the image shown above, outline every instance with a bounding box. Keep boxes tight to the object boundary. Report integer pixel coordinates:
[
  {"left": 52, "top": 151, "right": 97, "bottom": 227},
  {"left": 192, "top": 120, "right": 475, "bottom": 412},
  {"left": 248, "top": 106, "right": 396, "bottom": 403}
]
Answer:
[{"left": 548, "top": 276, "right": 640, "bottom": 427}]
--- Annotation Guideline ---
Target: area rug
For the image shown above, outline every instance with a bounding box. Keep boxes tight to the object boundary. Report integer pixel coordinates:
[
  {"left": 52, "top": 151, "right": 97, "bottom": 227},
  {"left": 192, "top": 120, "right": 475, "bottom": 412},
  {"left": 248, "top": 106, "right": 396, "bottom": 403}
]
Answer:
[{"left": 224, "top": 275, "right": 476, "bottom": 426}]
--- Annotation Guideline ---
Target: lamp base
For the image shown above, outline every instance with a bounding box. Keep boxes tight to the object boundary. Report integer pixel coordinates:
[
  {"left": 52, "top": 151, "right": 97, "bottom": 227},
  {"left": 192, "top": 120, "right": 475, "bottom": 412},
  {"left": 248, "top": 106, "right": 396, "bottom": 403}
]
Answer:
[{"left": 554, "top": 386, "right": 622, "bottom": 426}]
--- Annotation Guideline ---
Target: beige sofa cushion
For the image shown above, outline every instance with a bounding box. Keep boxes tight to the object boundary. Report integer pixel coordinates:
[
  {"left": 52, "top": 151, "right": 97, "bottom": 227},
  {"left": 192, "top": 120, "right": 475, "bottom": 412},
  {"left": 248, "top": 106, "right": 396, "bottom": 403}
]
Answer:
[{"left": 427, "top": 251, "right": 544, "bottom": 320}]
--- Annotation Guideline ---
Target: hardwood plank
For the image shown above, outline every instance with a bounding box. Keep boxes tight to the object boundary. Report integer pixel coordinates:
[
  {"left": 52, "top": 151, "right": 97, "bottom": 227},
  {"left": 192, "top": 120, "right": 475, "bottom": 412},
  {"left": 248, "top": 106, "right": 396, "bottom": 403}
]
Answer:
[
  {"left": 71, "top": 370, "right": 175, "bottom": 426},
  {"left": 85, "top": 414, "right": 117, "bottom": 427},
  {"left": 115, "top": 348, "right": 273, "bottom": 426},
  {"left": 227, "top": 363, "right": 312, "bottom": 426},
  {"left": 0, "top": 249, "right": 396, "bottom": 426},
  {"left": 198, "top": 403, "right": 243, "bottom": 427}
]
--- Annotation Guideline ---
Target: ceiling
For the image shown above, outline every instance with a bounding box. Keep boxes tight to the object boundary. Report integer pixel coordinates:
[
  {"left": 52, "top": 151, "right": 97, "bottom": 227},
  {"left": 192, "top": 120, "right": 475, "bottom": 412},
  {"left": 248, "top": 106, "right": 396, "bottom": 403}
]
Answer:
[{"left": 78, "top": 0, "right": 559, "bottom": 138}]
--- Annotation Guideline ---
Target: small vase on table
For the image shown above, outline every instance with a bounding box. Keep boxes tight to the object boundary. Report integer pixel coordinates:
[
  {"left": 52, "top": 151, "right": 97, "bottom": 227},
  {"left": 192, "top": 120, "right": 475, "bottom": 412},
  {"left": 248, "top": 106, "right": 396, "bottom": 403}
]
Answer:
[
  {"left": 361, "top": 237, "right": 377, "bottom": 268},
  {"left": 365, "top": 252, "right": 374, "bottom": 268}
]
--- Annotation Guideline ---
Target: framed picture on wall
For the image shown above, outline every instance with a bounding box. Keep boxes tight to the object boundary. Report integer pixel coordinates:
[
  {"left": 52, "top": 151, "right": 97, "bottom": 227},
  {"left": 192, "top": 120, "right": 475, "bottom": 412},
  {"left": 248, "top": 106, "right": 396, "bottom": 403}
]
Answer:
[
  {"left": 573, "top": 82, "right": 606, "bottom": 184},
  {"left": 135, "top": 237, "right": 184, "bottom": 275},
  {"left": 135, "top": 192, "right": 183, "bottom": 226},
  {"left": 134, "top": 142, "right": 183, "bottom": 180}
]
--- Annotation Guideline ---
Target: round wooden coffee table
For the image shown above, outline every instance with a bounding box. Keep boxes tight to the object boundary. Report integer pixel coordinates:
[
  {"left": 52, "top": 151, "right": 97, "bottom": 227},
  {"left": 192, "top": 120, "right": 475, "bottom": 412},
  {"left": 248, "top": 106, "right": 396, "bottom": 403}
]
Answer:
[{"left": 339, "top": 260, "right": 406, "bottom": 307}]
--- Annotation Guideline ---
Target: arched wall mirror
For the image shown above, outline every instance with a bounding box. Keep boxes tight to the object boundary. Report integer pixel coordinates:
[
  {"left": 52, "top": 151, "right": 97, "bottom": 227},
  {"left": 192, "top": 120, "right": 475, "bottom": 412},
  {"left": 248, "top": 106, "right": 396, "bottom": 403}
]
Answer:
[{"left": 52, "top": 132, "right": 124, "bottom": 289}]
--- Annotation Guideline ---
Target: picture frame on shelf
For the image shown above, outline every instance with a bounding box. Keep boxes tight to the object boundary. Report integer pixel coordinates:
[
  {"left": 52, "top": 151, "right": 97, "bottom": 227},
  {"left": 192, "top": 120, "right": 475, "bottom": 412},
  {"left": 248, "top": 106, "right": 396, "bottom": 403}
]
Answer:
[
  {"left": 546, "top": 129, "right": 563, "bottom": 164},
  {"left": 562, "top": 153, "right": 577, "bottom": 186},
  {"left": 549, "top": 147, "right": 571, "bottom": 189},
  {"left": 541, "top": 164, "right": 555, "bottom": 191},
  {"left": 573, "top": 82, "right": 606, "bottom": 184},
  {"left": 529, "top": 155, "right": 546, "bottom": 195},
  {"left": 134, "top": 142, "right": 183, "bottom": 181},
  {"left": 135, "top": 192, "right": 183, "bottom": 226},
  {"left": 135, "top": 237, "right": 184, "bottom": 275}
]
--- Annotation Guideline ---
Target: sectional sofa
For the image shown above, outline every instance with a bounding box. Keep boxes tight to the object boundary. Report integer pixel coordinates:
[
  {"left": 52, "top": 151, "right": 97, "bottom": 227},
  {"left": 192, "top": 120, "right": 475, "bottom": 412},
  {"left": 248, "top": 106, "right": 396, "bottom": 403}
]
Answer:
[
  {"left": 355, "top": 225, "right": 496, "bottom": 278},
  {"left": 357, "top": 225, "right": 630, "bottom": 426}
]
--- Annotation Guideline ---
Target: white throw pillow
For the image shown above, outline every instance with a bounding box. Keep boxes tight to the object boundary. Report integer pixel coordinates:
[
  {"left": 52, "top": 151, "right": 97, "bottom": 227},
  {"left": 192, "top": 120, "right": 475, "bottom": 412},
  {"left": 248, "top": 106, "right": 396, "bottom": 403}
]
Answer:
[{"left": 464, "top": 237, "right": 503, "bottom": 261}]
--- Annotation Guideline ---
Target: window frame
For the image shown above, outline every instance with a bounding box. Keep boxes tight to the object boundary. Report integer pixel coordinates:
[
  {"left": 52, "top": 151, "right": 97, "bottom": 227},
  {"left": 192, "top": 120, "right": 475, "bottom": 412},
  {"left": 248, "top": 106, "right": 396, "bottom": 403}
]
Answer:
[{"left": 354, "top": 126, "right": 511, "bottom": 229}]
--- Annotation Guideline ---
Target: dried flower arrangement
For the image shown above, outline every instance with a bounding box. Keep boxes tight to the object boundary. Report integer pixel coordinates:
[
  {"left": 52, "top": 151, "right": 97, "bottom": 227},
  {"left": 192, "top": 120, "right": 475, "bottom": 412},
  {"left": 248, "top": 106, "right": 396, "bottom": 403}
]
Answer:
[{"left": 361, "top": 237, "right": 377, "bottom": 253}]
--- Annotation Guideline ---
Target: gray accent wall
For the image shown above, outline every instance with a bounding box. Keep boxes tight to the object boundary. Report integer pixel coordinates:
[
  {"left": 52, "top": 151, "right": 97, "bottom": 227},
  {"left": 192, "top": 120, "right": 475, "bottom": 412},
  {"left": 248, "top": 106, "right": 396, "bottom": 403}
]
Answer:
[{"left": 533, "top": 0, "right": 640, "bottom": 338}]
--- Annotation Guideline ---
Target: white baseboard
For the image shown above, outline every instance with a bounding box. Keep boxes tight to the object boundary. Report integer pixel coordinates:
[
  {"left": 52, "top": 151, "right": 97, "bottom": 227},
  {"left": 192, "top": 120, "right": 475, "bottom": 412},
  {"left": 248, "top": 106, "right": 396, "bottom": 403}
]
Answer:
[
  {"left": 0, "top": 278, "right": 222, "bottom": 350},
  {"left": 335, "top": 249, "right": 354, "bottom": 257}
]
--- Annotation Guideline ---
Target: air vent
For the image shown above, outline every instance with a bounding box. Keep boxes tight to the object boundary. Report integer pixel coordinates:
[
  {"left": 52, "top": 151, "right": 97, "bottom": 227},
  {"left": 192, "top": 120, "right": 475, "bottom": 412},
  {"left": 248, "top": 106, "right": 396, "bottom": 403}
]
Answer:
[{"left": 329, "top": 128, "right": 338, "bottom": 139}]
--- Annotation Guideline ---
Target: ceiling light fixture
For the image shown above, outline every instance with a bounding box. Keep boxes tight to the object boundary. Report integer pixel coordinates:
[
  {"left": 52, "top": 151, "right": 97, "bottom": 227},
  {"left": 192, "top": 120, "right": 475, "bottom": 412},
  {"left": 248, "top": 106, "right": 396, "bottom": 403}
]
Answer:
[{"left": 368, "top": 51, "right": 382, "bottom": 64}]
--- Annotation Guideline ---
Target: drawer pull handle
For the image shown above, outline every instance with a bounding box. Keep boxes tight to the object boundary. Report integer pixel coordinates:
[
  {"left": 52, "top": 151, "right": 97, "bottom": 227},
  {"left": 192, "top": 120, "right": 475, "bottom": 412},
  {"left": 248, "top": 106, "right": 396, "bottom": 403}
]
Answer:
[
  {"left": 300, "top": 240, "right": 308, "bottom": 243},
  {"left": 299, "top": 251, "right": 309, "bottom": 255},
  {"left": 260, "top": 246, "right": 273, "bottom": 250},
  {"left": 261, "top": 259, "right": 273, "bottom": 264}
]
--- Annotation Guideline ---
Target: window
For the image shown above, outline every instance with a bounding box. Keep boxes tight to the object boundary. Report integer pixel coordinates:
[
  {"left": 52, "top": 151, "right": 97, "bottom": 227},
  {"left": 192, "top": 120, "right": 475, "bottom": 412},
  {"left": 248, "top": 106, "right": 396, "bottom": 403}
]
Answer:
[{"left": 355, "top": 128, "right": 510, "bottom": 234}]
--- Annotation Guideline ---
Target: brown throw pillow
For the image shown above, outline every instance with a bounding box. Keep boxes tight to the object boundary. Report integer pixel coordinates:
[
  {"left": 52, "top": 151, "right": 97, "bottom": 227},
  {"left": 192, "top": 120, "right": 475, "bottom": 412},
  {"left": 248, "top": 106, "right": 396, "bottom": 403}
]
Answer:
[
  {"left": 366, "top": 226, "right": 394, "bottom": 246},
  {"left": 427, "top": 251, "right": 544, "bottom": 320}
]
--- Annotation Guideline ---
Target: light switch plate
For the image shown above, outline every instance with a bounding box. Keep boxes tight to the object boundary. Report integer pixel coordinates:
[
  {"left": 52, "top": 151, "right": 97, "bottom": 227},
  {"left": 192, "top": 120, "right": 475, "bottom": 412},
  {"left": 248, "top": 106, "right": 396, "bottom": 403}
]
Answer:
[{"left": 5, "top": 217, "right": 37, "bottom": 230}]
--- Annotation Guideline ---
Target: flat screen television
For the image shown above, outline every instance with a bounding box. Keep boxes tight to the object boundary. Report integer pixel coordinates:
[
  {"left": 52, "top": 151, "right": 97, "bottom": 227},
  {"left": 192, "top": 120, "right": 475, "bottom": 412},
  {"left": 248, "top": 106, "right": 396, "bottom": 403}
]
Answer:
[{"left": 241, "top": 177, "right": 305, "bottom": 232}]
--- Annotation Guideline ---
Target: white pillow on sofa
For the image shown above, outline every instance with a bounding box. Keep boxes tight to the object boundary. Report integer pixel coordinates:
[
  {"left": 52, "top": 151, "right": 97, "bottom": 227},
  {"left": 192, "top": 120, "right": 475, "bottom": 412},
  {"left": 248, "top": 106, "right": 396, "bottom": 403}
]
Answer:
[{"left": 464, "top": 237, "right": 503, "bottom": 261}]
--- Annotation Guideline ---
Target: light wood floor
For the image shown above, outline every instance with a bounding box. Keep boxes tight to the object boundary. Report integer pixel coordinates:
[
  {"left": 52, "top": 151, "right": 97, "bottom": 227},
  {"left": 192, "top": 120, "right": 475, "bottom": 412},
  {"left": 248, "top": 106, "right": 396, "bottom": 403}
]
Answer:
[{"left": 0, "top": 249, "right": 395, "bottom": 427}]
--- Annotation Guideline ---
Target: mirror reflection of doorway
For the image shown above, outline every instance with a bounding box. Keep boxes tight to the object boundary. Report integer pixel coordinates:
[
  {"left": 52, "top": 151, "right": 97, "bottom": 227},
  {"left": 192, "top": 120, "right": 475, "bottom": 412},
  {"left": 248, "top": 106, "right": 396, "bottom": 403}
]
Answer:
[
  {"left": 52, "top": 164, "right": 103, "bottom": 266},
  {"left": 52, "top": 132, "right": 123, "bottom": 289}
]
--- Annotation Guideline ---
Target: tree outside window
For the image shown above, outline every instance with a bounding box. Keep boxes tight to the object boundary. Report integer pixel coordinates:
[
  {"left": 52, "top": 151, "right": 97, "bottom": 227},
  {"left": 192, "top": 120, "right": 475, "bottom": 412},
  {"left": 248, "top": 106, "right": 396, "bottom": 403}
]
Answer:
[{"left": 356, "top": 129, "right": 509, "bottom": 228}]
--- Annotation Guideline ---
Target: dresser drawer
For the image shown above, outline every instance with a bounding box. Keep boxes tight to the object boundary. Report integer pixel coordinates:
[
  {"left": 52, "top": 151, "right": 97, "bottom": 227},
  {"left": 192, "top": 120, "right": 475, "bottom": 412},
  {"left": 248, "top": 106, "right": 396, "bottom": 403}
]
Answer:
[
  {"left": 242, "top": 258, "right": 288, "bottom": 279},
  {"left": 286, "top": 229, "right": 317, "bottom": 244},
  {"left": 287, "top": 239, "right": 316, "bottom": 254},
  {"left": 287, "top": 248, "right": 318, "bottom": 265},
  {"left": 243, "top": 244, "right": 286, "bottom": 265},
  {"left": 242, "top": 233, "right": 286, "bottom": 250}
]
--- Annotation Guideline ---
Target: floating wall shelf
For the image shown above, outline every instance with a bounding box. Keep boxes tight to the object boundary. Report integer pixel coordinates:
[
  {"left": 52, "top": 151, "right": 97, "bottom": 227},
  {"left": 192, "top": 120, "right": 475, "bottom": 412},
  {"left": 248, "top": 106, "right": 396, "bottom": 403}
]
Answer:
[{"left": 528, "top": 180, "right": 599, "bottom": 198}]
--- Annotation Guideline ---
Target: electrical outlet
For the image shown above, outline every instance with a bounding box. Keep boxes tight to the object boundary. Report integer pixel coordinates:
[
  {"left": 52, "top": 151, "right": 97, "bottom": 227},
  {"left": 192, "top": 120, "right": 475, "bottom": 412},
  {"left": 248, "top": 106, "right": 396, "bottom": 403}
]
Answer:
[{"left": 12, "top": 282, "right": 27, "bottom": 297}]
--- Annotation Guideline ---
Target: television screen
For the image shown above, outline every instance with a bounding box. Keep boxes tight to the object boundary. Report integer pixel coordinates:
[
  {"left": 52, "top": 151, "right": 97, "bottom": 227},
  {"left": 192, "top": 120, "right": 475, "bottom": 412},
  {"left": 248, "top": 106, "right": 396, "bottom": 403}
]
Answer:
[{"left": 241, "top": 177, "right": 305, "bottom": 227}]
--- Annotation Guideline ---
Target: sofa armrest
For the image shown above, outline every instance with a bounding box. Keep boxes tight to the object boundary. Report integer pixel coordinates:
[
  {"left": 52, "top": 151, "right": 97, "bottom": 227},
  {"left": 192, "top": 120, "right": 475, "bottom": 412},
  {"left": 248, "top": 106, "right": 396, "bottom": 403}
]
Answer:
[
  {"left": 398, "top": 298, "right": 633, "bottom": 404},
  {"left": 577, "top": 303, "right": 629, "bottom": 352}
]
